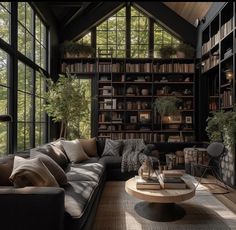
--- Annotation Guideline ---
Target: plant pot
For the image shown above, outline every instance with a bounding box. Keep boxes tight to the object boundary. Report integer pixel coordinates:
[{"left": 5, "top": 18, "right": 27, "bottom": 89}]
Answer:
[{"left": 141, "top": 89, "right": 149, "bottom": 96}]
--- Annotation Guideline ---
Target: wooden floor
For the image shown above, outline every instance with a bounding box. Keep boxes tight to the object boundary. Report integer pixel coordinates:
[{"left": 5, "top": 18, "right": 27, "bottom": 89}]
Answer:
[{"left": 198, "top": 176, "right": 236, "bottom": 214}]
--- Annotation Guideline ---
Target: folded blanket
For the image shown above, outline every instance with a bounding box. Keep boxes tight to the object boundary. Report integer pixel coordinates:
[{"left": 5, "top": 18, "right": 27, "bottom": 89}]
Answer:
[{"left": 121, "top": 139, "right": 147, "bottom": 172}]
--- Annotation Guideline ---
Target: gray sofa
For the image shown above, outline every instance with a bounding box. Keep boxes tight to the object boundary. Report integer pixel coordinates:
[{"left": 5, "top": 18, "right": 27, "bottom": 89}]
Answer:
[{"left": 0, "top": 140, "right": 204, "bottom": 230}]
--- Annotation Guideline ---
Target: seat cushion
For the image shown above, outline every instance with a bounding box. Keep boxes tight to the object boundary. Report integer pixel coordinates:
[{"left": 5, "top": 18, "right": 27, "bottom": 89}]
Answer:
[
  {"left": 63, "top": 180, "right": 98, "bottom": 218},
  {"left": 66, "top": 163, "right": 104, "bottom": 183},
  {"left": 98, "top": 156, "right": 122, "bottom": 169}
]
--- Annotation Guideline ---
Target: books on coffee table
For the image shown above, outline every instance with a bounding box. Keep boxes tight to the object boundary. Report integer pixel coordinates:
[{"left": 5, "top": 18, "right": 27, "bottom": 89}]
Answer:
[
  {"left": 135, "top": 176, "right": 161, "bottom": 190},
  {"left": 158, "top": 174, "right": 187, "bottom": 189}
]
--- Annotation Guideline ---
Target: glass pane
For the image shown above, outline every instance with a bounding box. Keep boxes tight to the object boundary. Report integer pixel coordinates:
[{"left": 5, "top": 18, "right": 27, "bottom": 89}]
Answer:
[
  {"left": 17, "top": 122, "right": 25, "bottom": 151},
  {"left": 41, "top": 46, "right": 46, "bottom": 69},
  {"left": 35, "top": 97, "right": 41, "bottom": 121},
  {"left": 42, "top": 24, "right": 47, "bottom": 47},
  {"left": 0, "top": 86, "right": 8, "bottom": 114},
  {"left": 117, "top": 7, "right": 125, "bottom": 17},
  {"left": 117, "top": 17, "right": 125, "bottom": 30},
  {"left": 25, "top": 31, "right": 33, "bottom": 60},
  {"left": 25, "top": 65, "right": 33, "bottom": 93},
  {"left": 35, "top": 15, "right": 41, "bottom": 41},
  {"left": 96, "top": 31, "right": 107, "bottom": 45},
  {"left": 25, "top": 93, "right": 32, "bottom": 122},
  {"left": 25, "top": 3, "right": 33, "bottom": 34},
  {"left": 108, "top": 17, "right": 116, "bottom": 30},
  {"left": 108, "top": 31, "right": 116, "bottom": 45},
  {"left": 18, "top": 61, "right": 25, "bottom": 92},
  {"left": 1, "top": 2, "right": 10, "bottom": 11},
  {"left": 0, "top": 122, "right": 7, "bottom": 156},
  {"left": 35, "top": 122, "right": 41, "bottom": 146},
  {"left": 18, "top": 2, "right": 25, "bottom": 26},
  {"left": 24, "top": 123, "right": 31, "bottom": 149},
  {"left": 17, "top": 24, "right": 25, "bottom": 55},
  {"left": 0, "top": 5, "right": 10, "bottom": 43},
  {"left": 0, "top": 49, "right": 9, "bottom": 86},
  {"left": 35, "top": 71, "right": 41, "bottom": 96},
  {"left": 97, "top": 21, "right": 107, "bottom": 30},
  {"left": 35, "top": 40, "right": 41, "bottom": 67},
  {"left": 17, "top": 91, "right": 25, "bottom": 121}
]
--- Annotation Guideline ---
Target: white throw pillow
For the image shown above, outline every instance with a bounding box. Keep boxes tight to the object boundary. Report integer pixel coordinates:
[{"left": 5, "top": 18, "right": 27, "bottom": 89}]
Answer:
[{"left": 61, "top": 139, "right": 89, "bottom": 163}]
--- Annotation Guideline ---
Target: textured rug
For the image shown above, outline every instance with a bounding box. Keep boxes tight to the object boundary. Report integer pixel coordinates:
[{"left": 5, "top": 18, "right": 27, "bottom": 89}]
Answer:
[{"left": 92, "top": 179, "right": 236, "bottom": 230}]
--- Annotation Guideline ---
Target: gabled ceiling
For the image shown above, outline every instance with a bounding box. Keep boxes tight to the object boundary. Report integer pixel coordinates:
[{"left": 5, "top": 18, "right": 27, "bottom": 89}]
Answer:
[{"left": 163, "top": 2, "right": 213, "bottom": 26}]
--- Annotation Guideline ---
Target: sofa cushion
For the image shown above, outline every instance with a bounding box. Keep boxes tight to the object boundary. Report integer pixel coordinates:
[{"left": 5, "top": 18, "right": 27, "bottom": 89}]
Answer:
[
  {"left": 30, "top": 143, "right": 69, "bottom": 170},
  {"left": 31, "top": 154, "right": 68, "bottom": 186},
  {"left": 66, "top": 163, "right": 104, "bottom": 183},
  {"left": 79, "top": 138, "right": 98, "bottom": 157},
  {"left": 61, "top": 139, "right": 89, "bottom": 163},
  {"left": 9, "top": 156, "right": 59, "bottom": 188},
  {"left": 102, "top": 139, "right": 123, "bottom": 157},
  {"left": 63, "top": 180, "right": 98, "bottom": 218},
  {"left": 96, "top": 140, "right": 105, "bottom": 157},
  {"left": 98, "top": 156, "right": 122, "bottom": 169}
]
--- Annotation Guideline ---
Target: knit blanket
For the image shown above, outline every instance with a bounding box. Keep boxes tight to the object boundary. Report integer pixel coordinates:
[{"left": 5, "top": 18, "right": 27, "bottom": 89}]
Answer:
[{"left": 121, "top": 139, "right": 147, "bottom": 172}]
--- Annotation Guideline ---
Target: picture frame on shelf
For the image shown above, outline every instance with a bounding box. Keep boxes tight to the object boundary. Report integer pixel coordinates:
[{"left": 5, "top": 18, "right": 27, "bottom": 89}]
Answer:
[
  {"left": 139, "top": 111, "right": 151, "bottom": 124},
  {"left": 130, "top": 115, "right": 137, "bottom": 124},
  {"left": 104, "top": 99, "right": 116, "bottom": 109},
  {"left": 169, "top": 115, "right": 182, "bottom": 124},
  {"left": 185, "top": 116, "right": 192, "bottom": 124}
]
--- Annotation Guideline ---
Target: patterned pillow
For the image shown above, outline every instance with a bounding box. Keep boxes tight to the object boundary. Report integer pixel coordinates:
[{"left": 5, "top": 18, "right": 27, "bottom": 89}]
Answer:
[
  {"left": 102, "top": 139, "right": 123, "bottom": 157},
  {"left": 9, "top": 156, "right": 59, "bottom": 188}
]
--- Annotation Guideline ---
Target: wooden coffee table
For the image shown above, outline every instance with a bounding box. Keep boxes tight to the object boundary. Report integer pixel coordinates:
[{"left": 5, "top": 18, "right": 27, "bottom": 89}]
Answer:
[{"left": 125, "top": 174, "right": 196, "bottom": 222}]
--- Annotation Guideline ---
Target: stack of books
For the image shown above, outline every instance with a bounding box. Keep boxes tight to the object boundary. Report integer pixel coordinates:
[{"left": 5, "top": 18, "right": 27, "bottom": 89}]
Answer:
[
  {"left": 135, "top": 176, "right": 161, "bottom": 190},
  {"left": 159, "top": 170, "right": 186, "bottom": 189}
]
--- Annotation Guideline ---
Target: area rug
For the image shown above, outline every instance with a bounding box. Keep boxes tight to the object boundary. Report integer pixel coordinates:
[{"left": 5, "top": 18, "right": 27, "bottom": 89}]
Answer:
[{"left": 92, "top": 180, "right": 236, "bottom": 230}]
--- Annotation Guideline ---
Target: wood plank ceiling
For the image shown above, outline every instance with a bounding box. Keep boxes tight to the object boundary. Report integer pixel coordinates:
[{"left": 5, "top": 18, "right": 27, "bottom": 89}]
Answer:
[{"left": 163, "top": 2, "right": 213, "bottom": 26}]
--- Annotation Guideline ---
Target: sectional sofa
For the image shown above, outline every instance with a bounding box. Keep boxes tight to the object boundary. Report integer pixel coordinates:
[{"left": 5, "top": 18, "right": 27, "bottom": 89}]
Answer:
[{"left": 0, "top": 139, "right": 205, "bottom": 230}]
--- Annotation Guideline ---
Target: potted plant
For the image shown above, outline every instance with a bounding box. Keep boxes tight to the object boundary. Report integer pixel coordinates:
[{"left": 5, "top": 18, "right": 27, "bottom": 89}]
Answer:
[
  {"left": 39, "top": 70, "right": 91, "bottom": 139},
  {"left": 60, "top": 41, "right": 95, "bottom": 58},
  {"left": 176, "top": 42, "right": 195, "bottom": 58},
  {"left": 159, "top": 45, "right": 176, "bottom": 59},
  {"left": 153, "top": 96, "right": 181, "bottom": 141}
]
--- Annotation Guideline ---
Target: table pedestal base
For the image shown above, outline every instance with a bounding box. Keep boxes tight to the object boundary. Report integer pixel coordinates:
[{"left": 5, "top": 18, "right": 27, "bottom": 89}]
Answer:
[{"left": 134, "top": 202, "right": 185, "bottom": 222}]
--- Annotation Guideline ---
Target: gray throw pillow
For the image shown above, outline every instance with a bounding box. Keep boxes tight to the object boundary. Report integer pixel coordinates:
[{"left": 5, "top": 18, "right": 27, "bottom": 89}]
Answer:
[
  {"left": 30, "top": 154, "right": 68, "bottom": 186},
  {"left": 102, "top": 139, "right": 123, "bottom": 157}
]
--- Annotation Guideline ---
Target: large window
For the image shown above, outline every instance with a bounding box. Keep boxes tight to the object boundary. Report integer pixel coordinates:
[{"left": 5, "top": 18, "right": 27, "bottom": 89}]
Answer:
[
  {"left": 0, "top": 2, "right": 11, "bottom": 44},
  {"left": 130, "top": 6, "right": 149, "bottom": 58},
  {"left": 154, "top": 23, "right": 180, "bottom": 58},
  {"left": 96, "top": 7, "right": 126, "bottom": 57},
  {"left": 0, "top": 49, "right": 10, "bottom": 156}
]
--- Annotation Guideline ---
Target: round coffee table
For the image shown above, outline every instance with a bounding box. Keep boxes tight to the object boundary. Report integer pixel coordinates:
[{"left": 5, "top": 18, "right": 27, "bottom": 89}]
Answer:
[{"left": 125, "top": 174, "right": 196, "bottom": 222}]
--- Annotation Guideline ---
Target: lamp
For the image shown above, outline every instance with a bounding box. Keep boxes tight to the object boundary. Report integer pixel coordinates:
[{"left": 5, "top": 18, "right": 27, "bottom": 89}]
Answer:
[
  {"left": 0, "top": 115, "right": 12, "bottom": 122},
  {"left": 225, "top": 69, "right": 233, "bottom": 82}
]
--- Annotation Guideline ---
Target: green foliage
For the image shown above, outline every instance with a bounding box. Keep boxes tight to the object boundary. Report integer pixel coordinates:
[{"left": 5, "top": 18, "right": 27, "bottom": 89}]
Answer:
[
  {"left": 177, "top": 42, "right": 195, "bottom": 58},
  {"left": 206, "top": 107, "right": 236, "bottom": 148},
  {"left": 40, "top": 70, "right": 91, "bottom": 139},
  {"left": 154, "top": 96, "right": 180, "bottom": 116},
  {"left": 159, "top": 45, "right": 176, "bottom": 58},
  {"left": 60, "top": 41, "right": 95, "bottom": 57}
]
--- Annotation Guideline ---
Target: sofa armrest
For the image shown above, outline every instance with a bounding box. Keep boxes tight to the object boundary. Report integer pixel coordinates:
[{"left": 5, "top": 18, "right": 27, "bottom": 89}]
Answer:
[{"left": 0, "top": 186, "right": 65, "bottom": 230}]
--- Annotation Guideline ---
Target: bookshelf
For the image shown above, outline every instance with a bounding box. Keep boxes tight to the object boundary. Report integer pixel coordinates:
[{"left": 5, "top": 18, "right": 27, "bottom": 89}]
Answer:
[
  {"left": 201, "top": 2, "right": 235, "bottom": 113},
  {"left": 61, "top": 57, "right": 195, "bottom": 143}
]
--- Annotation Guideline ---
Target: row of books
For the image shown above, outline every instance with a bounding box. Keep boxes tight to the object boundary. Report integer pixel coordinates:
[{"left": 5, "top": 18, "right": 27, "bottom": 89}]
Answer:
[
  {"left": 220, "top": 90, "right": 233, "bottom": 108},
  {"left": 61, "top": 62, "right": 95, "bottom": 73},
  {"left": 126, "top": 63, "right": 152, "bottom": 72},
  {"left": 221, "top": 18, "right": 233, "bottom": 39},
  {"left": 135, "top": 170, "right": 186, "bottom": 190},
  {"left": 202, "top": 54, "right": 219, "bottom": 72}
]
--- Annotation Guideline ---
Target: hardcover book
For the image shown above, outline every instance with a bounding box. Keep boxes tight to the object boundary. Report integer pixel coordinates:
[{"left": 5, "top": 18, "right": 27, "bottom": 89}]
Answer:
[{"left": 135, "top": 176, "right": 161, "bottom": 190}]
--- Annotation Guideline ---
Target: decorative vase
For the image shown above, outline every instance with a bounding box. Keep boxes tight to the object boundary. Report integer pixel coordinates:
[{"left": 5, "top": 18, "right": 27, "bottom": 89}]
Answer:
[
  {"left": 141, "top": 89, "right": 149, "bottom": 96},
  {"left": 138, "top": 158, "right": 153, "bottom": 180}
]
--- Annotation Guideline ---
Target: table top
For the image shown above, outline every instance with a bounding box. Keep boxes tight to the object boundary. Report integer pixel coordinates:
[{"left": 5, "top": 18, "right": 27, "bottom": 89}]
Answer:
[
  {"left": 184, "top": 147, "right": 207, "bottom": 151},
  {"left": 125, "top": 174, "right": 196, "bottom": 204}
]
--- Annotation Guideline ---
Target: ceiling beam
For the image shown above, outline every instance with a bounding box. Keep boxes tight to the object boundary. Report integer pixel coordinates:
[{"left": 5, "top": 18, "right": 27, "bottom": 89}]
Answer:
[
  {"left": 134, "top": 2, "right": 197, "bottom": 46},
  {"left": 46, "top": 2, "right": 84, "bottom": 7},
  {"left": 61, "top": 2, "right": 124, "bottom": 42}
]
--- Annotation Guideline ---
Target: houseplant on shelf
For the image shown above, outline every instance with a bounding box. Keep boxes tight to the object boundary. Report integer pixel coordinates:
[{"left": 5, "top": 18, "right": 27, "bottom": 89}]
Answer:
[
  {"left": 176, "top": 42, "right": 195, "bottom": 58},
  {"left": 39, "top": 69, "right": 91, "bottom": 139},
  {"left": 60, "top": 40, "right": 95, "bottom": 58},
  {"left": 159, "top": 45, "right": 176, "bottom": 59},
  {"left": 153, "top": 96, "right": 181, "bottom": 141}
]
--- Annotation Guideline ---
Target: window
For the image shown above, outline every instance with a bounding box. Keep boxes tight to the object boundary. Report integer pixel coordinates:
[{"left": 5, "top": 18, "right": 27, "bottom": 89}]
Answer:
[
  {"left": 0, "top": 49, "right": 10, "bottom": 156},
  {"left": 130, "top": 6, "right": 149, "bottom": 58},
  {"left": 96, "top": 7, "right": 126, "bottom": 57},
  {"left": 77, "top": 32, "right": 91, "bottom": 45},
  {"left": 0, "top": 2, "right": 11, "bottom": 44},
  {"left": 154, "top": 23, "right": 181, "bottom": 58}
]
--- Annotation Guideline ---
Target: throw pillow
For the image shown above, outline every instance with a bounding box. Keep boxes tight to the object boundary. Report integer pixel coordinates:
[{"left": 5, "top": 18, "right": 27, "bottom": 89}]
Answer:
[
  {"left": 9, "top": 156, "right": 59, "bottom": 188},
  {"left": 0, "top": 160, "right": 14, "bottom": 185},
  {"left": 102, "top": 139, "right": 123, "bottom": 157},
  {"left": 79, "top": 137, "right": 98, "bottom": 157},
  {"left": 30, "top": 154, "right": 68, "bottom": 186},
  {"left": 61, "top": 139, "right": 89, "bottom": 163},
  {"left": 30, "top": 142, "right": 69, "bottom": 170}
]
